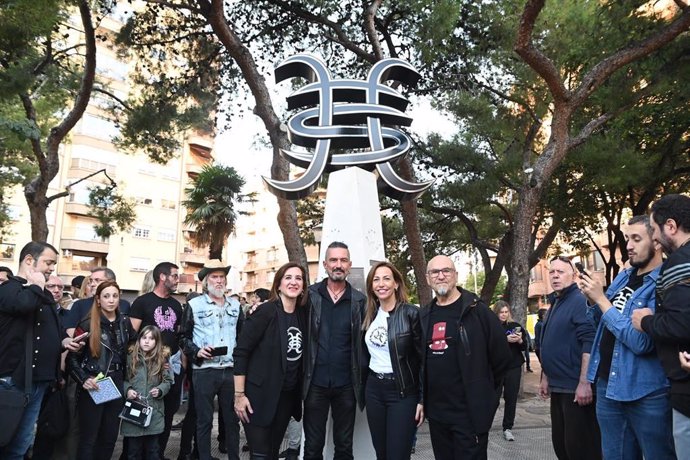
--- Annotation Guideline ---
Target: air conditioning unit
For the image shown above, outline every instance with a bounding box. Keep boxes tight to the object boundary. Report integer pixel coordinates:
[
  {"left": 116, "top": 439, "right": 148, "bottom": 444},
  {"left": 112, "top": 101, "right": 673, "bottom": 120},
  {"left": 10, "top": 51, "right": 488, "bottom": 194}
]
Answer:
[{"left": 62, "top": 249, "right": 72, "bottom": 257}]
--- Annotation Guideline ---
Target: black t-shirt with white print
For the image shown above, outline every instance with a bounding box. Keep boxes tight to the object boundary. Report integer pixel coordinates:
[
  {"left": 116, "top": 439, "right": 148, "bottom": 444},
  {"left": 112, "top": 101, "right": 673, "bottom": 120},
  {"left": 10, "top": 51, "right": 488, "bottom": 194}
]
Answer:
[
  {"left": 598, "top": 270, "right": 644, "bottom": 380},
  {"left": 281, "top": 309, "right": 303, "bottom": 391},
  {"left": 426, "top": 297, "right": 467, "bottom": 424}
]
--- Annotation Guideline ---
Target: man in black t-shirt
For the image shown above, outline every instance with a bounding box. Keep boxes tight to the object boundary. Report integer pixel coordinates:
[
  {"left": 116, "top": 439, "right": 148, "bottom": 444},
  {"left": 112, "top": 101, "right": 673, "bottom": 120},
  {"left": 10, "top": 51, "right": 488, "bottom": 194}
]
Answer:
[
  {"left": 420, "top": 255, "right": 511, "bottom": 459},
  {"left": 581, "top": 215, "right": 673, "bottom": 459},
  {"left": 129, "top": 261, "right": 183, "bottom": 458}
]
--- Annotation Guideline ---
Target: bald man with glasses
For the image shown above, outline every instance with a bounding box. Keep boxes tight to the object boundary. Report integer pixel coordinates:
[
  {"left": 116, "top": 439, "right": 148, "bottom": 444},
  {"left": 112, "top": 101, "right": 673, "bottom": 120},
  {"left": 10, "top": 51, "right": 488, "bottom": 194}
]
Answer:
[{"left": 420, "top": 255, "right": 510, "bottom": 459}]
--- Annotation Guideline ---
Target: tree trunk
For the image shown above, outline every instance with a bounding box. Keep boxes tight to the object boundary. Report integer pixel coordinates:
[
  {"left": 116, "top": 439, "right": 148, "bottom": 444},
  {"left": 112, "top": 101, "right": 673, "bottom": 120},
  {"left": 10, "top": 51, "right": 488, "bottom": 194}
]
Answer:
[
  {"left": 202, "top": 0, "right": 308, "bottom": 274},
  {"left": 480, "top": 232, "right": 512, "bottom": 304}
]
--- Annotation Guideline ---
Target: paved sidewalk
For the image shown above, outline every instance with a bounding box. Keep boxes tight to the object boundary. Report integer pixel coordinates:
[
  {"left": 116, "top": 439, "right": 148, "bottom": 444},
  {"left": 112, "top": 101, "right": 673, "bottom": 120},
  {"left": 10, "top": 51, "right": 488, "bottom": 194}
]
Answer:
[{"left": 114, "top": 353, "right": 557, "bottom": 459}]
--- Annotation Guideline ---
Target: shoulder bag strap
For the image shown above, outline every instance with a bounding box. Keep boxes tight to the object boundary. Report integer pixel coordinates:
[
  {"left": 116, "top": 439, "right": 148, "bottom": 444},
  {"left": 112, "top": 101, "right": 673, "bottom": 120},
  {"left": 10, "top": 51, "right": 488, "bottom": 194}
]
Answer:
[{"left": 24, "top": 312, "right": 34, "bottom": 399}]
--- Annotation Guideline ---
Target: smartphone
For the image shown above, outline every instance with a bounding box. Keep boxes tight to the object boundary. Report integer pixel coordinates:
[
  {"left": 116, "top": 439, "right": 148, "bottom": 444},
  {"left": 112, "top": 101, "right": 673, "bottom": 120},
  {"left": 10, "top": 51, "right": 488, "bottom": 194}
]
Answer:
[
  {"left": 574, "top": 262, "right": 589, "bottom": 277},
  {"left": 514, "top": 326, "right": 522, "bottom": 334},
  {"left": 72, "top": 331, "right": 90, "bottom": 342},
  {"left": 73, "top": 326, "right": 87, "bottom": 339},
  {"left": 210, "top": 346, "right": 228, "bottom": 357}
]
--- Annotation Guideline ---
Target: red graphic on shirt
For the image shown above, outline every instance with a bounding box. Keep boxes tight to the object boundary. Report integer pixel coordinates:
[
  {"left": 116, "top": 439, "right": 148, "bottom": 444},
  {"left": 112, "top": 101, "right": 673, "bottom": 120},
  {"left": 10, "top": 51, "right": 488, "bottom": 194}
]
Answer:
[{"left": 429, "top": 321, "right": 449, "bottom": 350}]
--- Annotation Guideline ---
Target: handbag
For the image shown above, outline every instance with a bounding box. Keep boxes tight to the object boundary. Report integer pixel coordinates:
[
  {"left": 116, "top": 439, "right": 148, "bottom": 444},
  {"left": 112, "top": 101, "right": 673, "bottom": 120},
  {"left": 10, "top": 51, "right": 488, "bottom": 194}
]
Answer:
[
  {"left": 36, "top": 385, "right": 70, "bottom": 439},
  {"left": 0, "top": 315, "right": 34, "bottom": 446},
  {"left": 119, "top": 397, "right": 152, "bottom": 427}
]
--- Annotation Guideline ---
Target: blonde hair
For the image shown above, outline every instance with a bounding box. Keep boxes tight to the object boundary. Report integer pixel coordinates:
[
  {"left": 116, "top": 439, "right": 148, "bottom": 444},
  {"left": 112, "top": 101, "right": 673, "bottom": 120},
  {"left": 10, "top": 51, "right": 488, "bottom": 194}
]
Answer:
[
  {"left": 139, "top": 270, "right": 155, "bottom": 296},
  {"left": 128, "top": 325, "right": 170, "bottom": 384},
  {"left": 78, "top": 276, "right": 91, "bottom": 299},
  {"left": 492, "top": 300, "right": 513, "bottom": 322}
]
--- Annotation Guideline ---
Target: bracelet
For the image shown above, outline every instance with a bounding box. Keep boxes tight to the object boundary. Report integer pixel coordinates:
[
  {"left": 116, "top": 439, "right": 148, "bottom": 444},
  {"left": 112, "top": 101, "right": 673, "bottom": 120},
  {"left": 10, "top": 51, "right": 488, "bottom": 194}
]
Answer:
[{"left": 235, "top": 391, "right": 245, "bottom": 395}]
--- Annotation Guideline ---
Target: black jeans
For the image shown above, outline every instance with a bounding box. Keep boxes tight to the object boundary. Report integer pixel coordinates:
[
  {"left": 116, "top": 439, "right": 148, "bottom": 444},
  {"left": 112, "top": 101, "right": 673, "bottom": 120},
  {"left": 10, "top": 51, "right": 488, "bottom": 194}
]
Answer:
[
  {"left": 127, "top": 434, "right": 160, "bottom": 459},
  {"left": 160, "top": 368, "right": 184, "bottom": 456},
  {"left": 364, "top": 375, "right": 417, "bottom": 460},
  {"left": 193, "top": 367, "right": 240, "bottom": 460},
  {"left": 244, "top": 389, "right": 298, "bottom": 459},
  {"left": 501, "top": 366, "right": 521, "bottom": 430},
  {"left": 180, "top": 369, "right": 198, "bottom": 457},
  {"left": 428, "top": 418, "right": 488, "bottom": 460},
  {"left": 76, "top": 375, "right": 124, "bottom": 460},
  {"left": 303, "top": 384, "right": 356, "bottom": 460},
  {"left": 550, "top": 391, "right": 602, "bottom": 460}
]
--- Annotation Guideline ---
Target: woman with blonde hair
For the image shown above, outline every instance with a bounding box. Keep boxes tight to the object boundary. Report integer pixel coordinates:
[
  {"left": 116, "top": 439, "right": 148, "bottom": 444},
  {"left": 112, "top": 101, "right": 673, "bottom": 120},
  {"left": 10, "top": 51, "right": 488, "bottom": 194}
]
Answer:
[
  {"left": 362, "top": 261, "right": 423, "bottom": 460},
  {"left": 139, "top": 270, "right": 155, "bottom": 296},
  {"left": 492, "top": 299, "right": 526, "bottom": 442}
]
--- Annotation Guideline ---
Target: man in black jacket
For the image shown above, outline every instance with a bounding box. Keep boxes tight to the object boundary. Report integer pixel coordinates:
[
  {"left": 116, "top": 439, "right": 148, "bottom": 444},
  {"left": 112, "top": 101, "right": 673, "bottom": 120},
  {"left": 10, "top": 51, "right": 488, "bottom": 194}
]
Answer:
[
  {"left": 0, "top": 241, "right": 83, "bottom": 459},
  {"left": 421, "top": 255, "right": 511, "bottom": 460},
  {"left": 303, "top": 242, "right": 366, "bottom": 460},
  {"left": 632, "top": 194, "right": 690, "bottom": 458}
]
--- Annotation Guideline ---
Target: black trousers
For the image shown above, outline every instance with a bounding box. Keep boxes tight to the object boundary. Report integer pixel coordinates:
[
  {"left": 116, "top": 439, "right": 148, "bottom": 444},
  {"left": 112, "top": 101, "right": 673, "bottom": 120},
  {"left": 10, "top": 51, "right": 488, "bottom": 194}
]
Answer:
[
  {"left": 193, "top": 367, "right": 240, "bottom": 460},
  {"left": 244, "top": 389, "right": 298, "bottom": 459},
  {"left": 127, "top": 434, "right": 160, "bottom": 459},
  {"left": 303, "top": 384, "right": 356, "bottom": 460},
  {"left": 428, "top": 418, "right": 488, "bottom": 460},
  {"left": 364, "top": 376, "right": 417, "bottom": 460},
  {"left": 550, "top": 391, "right": 602, "bottom": 460},
  {"left": 76, "top": 377, "right": 124, "bottom": 460},
  {"left": 500, "top": 366, "right": 521, "bottom": 430},
  {"left": 159, "top": 368, "right": 184, "bottom": 456}
]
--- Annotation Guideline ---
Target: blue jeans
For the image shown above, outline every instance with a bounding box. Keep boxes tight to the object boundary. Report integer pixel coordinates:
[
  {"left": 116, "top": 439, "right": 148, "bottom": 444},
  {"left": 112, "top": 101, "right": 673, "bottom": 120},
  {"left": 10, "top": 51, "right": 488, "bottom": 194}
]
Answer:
[
  {"left": 0, "top": 377, "right": 49, "bottom": 460},
  {"left": 673, "top": 409, "right": 690, "bottom": 460},
  {"left": 596, "top": 379, "right": 675, "bottom": 459}
]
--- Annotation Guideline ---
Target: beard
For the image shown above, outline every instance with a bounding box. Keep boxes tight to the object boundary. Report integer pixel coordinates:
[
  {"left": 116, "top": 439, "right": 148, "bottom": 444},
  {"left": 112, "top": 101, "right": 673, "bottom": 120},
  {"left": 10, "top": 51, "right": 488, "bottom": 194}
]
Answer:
[
  {"left": 208, "top": 286, "right": 225, "bottom": 298},
  {"left": 327, "top": 269, "right": 347, "bottom": 282},
  {"left": 434, "top": 286, "right": 449, "bottom": 297},
  {"left": 630, "top": 246, "right": 656, "bottom": 269}
]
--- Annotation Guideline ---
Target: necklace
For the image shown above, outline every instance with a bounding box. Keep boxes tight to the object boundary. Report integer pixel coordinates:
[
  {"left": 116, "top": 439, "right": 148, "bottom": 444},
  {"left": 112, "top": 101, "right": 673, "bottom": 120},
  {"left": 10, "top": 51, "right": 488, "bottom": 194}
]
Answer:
[{"left": 327, "top": 284, "right": 346, "bottom": 301}]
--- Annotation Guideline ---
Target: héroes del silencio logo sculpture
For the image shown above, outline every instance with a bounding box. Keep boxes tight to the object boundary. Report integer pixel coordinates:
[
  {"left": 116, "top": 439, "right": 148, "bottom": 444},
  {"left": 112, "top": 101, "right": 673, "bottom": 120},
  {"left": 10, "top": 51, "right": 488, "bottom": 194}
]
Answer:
[{"left": 263, "top": 54, "right": 433, "bottom": 201}]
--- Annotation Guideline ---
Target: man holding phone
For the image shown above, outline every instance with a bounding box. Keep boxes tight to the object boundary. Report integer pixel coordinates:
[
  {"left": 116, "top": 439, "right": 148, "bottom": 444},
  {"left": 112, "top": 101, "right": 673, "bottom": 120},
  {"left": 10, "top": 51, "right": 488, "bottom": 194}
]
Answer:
[
  {"left": 540, "top": 256, "right": 601, "bottom": 460},
  {"left": 580, "top": 215, "right": 674, "bottom": 459},
  {"left": 180, "top": 260, "right": 243, "bottom": 460}
]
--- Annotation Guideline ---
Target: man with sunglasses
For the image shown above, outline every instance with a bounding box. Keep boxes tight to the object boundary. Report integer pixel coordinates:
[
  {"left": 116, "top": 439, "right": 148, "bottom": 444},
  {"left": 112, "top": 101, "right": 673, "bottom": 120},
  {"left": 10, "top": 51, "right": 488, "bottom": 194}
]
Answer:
[
  {"left": 540, "top": 256, "right": 601, "bottom": 460},
  {"left": 420, "top": 255, "right": 510, "bottom": 459}
]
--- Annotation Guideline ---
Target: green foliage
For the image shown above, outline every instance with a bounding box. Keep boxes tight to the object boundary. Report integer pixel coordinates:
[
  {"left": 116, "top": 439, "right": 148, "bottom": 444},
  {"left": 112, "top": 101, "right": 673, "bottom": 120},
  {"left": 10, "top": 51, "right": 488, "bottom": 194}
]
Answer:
[
  {"left": 464, "top": 270, "right": 507, "bottom": 305},
  {"left": 87, "top": 185, "right": 137, "bottom": 238},
  {"left": 183, "top": 164, "right": 246, "bottom": 260}
]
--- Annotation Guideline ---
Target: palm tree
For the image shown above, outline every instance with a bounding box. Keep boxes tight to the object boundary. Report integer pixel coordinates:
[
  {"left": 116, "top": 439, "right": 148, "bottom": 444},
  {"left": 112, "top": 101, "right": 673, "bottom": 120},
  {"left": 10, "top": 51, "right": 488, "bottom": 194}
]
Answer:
[{"left": 183, "top": 164, "right": 245, "bottom": 260}]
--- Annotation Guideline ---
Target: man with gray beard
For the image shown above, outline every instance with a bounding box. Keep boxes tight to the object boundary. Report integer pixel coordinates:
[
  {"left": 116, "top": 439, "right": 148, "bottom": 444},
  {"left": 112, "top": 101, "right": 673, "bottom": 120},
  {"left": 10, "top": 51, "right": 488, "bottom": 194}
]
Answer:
[{"left": 180, "top": 260, "right": 243, "bottom": 460}]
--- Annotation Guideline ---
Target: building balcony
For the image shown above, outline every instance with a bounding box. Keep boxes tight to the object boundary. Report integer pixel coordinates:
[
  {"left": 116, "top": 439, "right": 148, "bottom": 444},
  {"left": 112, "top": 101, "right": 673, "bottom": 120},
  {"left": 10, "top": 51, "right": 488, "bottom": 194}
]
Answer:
[
  {"left": 60, "top": 237, "right": 109, "bottom": 255},
  {"left": 180, "top": 247, "right": 207, "bottom": 265},
  {"left": 64, "top": 202, "right": 91, "bottom": 216}
]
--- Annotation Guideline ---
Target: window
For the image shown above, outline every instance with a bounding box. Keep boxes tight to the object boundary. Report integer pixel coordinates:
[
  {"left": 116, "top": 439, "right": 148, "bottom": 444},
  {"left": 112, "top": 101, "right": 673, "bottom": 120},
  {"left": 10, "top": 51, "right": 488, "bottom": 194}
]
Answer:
[
  {"left": 135, "top": 197, "right": 153, "bottom": 206},
  {"left": 529, "top": 267, "right": 543, "bottom": 282},
  {"left": 266, "top": 248, "right": 278, "bottom": 262},
  {"left": 78, "top": 114, "right": 119, "bottom": 141},
  {"left": 585, "top": 251, "right": 606, "bottom": 271},
  {"left": 267, "top": 270, "right": 276, "bottom": 283},
  {"left": 161, "top": 199, "right": 177, "bottom": 210},
  {"left": 158, "top": 229, "right": 176, "bottom": 242},
  {"left": 132, "top": 226, "right": 151, "bottom": 239},
  {"left": 71, "top": 255, "right": 100, "bottom": 271},
  {"left": 130, "top": 257, "right": 150, "bottom": 272}
]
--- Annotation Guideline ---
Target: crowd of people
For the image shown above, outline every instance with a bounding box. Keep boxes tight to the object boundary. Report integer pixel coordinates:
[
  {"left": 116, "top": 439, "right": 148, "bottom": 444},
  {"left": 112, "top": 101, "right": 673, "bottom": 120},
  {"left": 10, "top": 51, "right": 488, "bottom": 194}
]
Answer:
[{"left": 0, "top": 193, "right": 689, "bottom": 460}]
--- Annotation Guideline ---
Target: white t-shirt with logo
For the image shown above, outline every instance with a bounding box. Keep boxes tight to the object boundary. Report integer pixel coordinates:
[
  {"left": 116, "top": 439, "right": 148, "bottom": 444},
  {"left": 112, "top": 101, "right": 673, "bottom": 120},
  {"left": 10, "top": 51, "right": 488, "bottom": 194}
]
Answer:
[{"left": 365, "top": 307, "right": 393, "bottom": 373}]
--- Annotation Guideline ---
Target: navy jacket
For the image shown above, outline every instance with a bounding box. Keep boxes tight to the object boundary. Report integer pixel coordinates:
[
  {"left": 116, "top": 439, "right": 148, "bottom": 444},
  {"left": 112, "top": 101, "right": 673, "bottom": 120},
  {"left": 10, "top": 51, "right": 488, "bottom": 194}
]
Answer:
[{"left": 541, "top": 283, "right": 595, "bottom": 391}]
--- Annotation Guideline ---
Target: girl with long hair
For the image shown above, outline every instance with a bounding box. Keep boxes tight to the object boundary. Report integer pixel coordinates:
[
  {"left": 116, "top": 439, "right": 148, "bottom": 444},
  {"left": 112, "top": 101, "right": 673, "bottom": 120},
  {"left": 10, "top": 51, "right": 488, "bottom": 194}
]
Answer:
[
  {"left": 67, "top": 280, "right": 133, "bottom": 460},
  {"left": 492, "top": 299, "right": 526, "bottom": 442},
  {"left": 362, "top": 261, "right": 424, "bottom": 460},
  {"left": 122, "top": 325, "right": 173, "bottom": 459},
  {"left": 233, "top": 262, "right": 309, "bottom": 460}
]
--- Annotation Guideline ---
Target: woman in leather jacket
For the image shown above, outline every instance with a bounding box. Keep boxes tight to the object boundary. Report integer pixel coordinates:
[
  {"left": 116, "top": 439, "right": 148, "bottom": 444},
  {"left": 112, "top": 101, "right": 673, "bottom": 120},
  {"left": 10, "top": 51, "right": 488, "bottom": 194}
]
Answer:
[
  {"left": 67, "top": 280, "right": 133, "bottom": 460},
  {"left": 362, "top": 261, "right": 424, "bottom": 460}
]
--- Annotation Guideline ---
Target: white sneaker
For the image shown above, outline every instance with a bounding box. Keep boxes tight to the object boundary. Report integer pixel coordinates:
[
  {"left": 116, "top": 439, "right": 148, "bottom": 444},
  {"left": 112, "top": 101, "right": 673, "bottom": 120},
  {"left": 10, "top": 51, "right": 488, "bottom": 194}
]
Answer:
[{"left": 503, "top": 429, "right": 515, "bottom": 441}]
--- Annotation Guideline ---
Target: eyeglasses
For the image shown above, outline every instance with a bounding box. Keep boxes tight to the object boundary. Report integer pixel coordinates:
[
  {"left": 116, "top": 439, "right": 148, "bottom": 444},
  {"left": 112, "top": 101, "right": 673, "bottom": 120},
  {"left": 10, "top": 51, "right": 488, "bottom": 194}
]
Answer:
[
  {"left": 550, "top": 255, "right": 574, "bottom": 267},
  {"left": 427, "top": 268, "right": 456, "bottom": 278}
]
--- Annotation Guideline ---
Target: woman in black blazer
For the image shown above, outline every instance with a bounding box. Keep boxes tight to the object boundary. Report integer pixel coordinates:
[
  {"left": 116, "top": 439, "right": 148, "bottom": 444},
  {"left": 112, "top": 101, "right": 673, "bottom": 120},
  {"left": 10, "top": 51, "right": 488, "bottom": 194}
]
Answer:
[{"left": 233, "top": 262, "right": 308, "bottom": 460}]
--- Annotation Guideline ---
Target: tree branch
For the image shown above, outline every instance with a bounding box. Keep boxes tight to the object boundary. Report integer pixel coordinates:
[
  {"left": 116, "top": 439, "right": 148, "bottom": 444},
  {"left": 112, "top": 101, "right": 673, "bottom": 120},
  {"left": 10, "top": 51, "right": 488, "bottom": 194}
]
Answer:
[
  {"left": 572, "top": 6, "right": 690, "bottom": 106},
  {"left": 364, "top": 0, "right": 384, "bottom": 60},
  {"left": 514, "top": 0, "right": 570, "bottom": 103},
  {"left": 141, "top": 0, "right": 203, "bottom": 14},
  {"left": 92, "top": 87, "right": 132, "bottom": 111}
]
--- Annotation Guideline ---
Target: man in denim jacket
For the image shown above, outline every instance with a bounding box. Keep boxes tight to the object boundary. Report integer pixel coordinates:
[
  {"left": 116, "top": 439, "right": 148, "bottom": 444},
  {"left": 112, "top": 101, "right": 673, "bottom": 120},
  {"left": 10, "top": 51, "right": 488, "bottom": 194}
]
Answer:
[
  {"left": 180, "top": 260, "right": 244, "bottom": 460},
  {"left": 580, "top": 215, "right": 674, "bottom": 459}
]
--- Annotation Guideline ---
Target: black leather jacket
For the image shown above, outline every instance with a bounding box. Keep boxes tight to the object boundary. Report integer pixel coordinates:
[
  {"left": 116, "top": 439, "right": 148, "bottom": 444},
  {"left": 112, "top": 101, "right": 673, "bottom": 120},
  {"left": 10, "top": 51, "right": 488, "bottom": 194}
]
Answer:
[
  {"left": 67, "top": 313, "right": 133, "bottom": 385},
  {"left": 303, "top": 280, "right": 367, "bottom": 410},
  {"left": 362, "top": 302, "right": 423, "bottom": 401}
]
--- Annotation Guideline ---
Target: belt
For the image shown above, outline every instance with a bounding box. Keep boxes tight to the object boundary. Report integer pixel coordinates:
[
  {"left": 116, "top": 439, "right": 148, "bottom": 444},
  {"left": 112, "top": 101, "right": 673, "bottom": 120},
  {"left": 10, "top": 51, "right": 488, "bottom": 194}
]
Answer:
[{"left": 370, "top": 370, "right": 395, "bottom": 380}]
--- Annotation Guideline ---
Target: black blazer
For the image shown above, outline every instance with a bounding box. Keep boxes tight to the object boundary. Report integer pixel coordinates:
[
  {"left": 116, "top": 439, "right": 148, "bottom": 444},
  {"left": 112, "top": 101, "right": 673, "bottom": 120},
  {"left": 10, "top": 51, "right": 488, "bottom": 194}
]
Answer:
[{"left": 233, "top": 299, "right": 307, "bottom": 426}]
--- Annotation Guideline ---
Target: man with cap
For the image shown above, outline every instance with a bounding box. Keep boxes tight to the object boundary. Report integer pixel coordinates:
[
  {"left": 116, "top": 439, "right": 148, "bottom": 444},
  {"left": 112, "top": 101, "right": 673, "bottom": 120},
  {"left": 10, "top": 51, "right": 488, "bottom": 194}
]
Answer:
[
  {"left": 181, "top": 260, "right": 243, "bottom": 460},
  {"left": 70, "top": 275, "right": 85, "bottom": 298}
]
